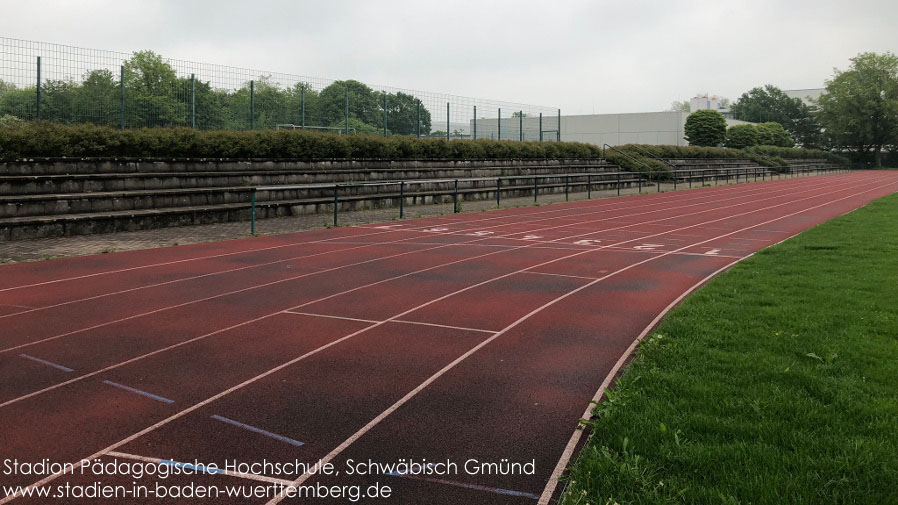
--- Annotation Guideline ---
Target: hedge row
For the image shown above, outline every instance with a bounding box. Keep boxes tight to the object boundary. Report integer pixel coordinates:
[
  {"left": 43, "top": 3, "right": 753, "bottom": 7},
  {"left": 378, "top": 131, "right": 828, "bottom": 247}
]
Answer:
[{"left": 0, "top": 122, "right": 604, "bottom": 160}]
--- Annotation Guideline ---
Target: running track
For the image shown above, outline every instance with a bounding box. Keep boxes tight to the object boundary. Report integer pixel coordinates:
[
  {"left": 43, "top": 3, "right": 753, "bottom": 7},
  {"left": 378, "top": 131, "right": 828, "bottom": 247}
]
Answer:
[{"left": 1, "top": 171, "right": 896, "bottom": 504}]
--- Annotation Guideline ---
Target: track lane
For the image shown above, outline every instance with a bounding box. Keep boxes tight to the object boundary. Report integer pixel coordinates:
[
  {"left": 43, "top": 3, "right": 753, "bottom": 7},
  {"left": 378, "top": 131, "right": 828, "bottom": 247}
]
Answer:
[{"left": 0, "top": 171, "right": 888, "bottom": 502}]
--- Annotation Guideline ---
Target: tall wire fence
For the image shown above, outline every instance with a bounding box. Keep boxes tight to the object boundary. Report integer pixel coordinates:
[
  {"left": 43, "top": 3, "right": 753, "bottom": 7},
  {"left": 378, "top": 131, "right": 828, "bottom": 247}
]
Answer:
[{"left": 0, "top": 37, "right": 561, "bottom": 141}]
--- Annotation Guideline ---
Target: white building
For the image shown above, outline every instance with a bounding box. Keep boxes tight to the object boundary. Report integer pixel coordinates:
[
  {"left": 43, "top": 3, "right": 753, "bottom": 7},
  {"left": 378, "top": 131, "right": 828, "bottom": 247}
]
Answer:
[{"left": 472, "top": 111, "right": 751, "bottom": 147}]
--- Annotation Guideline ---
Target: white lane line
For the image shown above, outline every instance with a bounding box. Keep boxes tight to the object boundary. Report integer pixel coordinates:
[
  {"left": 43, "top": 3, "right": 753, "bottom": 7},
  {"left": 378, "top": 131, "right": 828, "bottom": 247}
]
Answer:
[
  {"left": 105, "top": 451, "right": 293, "bottom": 486},
  {"left": 386, "top": 470, "right": 540, "bottom": 500},
  {"left": 0, "top": 175, "right": 871, "bottom": 409},
  {"left": 1, "top": 175, "right": 825, "bottom": 357},
  {"left": 211, "top": 415, "right": 304, "bottom": 448},
  {"left": 266, "top": 178, "right": 898, "bottom": 505},
  {"left": 0, "top": 174, "right": 883, "bottom": 505},
  {"left": 283, "top": 311, "right": 498, "bottom": 334},
  {"left": 19, "top": 353, "right": 73, "bottom": 373},
  {"left": 519, "top": 271, "right": 600, "bottom": 281},
  {"left": 102, "top": 381, "right": 175, "bottom": 404}
]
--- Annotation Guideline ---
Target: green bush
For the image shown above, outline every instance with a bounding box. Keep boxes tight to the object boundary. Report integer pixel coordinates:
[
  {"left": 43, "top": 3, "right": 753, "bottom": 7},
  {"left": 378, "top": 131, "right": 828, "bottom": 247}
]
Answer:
[
  {"left": 756, "top": 122, "right": 794, "bottom": 147},
  {"left": 726, "top": 124, "right": 760, "bottom": 149},
  {"left": 684, "top": 110, "right": 727, "bottom": 146},
  {"left": 0, "top": 122, "right": 603, "bottom": 160}
]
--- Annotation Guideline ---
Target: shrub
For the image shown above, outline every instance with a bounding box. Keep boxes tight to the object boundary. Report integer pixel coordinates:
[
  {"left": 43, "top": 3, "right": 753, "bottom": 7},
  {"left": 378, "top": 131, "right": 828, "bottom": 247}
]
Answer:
[
  {"left": 726, "top": 124, "right": 760, "bottom": 149},
  {"left": 684, "top": 110, "right": 727, "bottom": 146},
  {"left": 756, "top": 122, "right": 794, "bottom": 147},
  {"left": 0, "top": 122, "right": 603, "bottom": 160}
]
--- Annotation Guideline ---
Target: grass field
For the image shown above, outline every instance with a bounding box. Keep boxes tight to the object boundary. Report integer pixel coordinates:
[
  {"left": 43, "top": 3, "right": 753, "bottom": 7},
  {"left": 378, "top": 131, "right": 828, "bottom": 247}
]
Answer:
[{"left": 560, "top": 193, "right": 898, "bottom": 505}]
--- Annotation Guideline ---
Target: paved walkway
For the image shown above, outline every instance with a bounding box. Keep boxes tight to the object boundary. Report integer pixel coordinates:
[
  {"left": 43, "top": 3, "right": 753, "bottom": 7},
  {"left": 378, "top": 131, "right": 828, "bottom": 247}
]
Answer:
[{"left": 0, "top": 180, "right": 733, "bottom": 264}]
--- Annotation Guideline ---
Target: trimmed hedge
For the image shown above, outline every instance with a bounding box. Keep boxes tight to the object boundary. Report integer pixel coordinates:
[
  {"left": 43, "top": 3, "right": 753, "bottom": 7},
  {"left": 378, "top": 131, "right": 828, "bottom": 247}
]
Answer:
[{"left": 0, "top": 122, "right": 603, "bottom": 160}]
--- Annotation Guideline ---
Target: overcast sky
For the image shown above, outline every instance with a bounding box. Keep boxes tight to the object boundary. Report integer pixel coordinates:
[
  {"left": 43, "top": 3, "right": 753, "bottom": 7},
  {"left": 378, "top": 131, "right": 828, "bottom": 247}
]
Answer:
[{"left": 1, "top": 0, "right": 896, "bottom": 114}]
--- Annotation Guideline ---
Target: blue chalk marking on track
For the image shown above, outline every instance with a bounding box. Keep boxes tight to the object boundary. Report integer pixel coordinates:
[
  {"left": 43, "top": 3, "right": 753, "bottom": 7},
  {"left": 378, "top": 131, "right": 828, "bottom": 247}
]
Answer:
[
  {"left": 211, "top": 415, "right": 305, "bottom": 447},
  {"left": 160, "top": 460, "right": 223, "bottom": 475},
  {"left": 102, "top": 380, "right": 175, "bottom": 404},
  {"left": 19, "top": 353, "right": 73, "bottom": 372}
]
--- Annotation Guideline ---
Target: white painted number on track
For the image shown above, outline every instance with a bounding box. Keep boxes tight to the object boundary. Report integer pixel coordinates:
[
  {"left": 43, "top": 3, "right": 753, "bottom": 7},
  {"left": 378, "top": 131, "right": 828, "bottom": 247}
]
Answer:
[
  {"left": 573, "top": 239, "right": 602, "bottom": 246},
  {"left": 704, "top": 248, "right": 721, "bottom": 256},
  {"left": 634, "top": 244, "right": 664, "bottom": 251},
  {"left": 422, "top": 227, "right": 449, "bottom": 233},
  {"left": 467, "top": 231, "right": 494, "bottom": 236}
]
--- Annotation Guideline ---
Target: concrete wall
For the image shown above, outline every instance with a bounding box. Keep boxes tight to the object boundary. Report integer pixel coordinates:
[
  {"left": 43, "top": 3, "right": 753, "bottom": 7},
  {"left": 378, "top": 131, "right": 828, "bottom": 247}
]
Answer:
[{"left": 472, "top": 111, "right": 752, "bottom": 147}]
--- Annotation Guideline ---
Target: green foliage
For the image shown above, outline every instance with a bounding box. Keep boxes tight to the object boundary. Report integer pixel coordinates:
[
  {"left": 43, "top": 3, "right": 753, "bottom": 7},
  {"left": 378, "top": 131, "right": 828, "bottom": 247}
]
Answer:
[
  {"left": 0, "top": 114, "right": 24, "bottom": 128},
  {"left": 755, "top": 121, "right": 794, "bottom": 147},
  {"left": 684, "top": 110, "right": 726, "bottom": 146},
  {"left": 730, "top": 84, "right": 820, "bottom": 147},
  {"left": 725, "top": 124, "right": 760, "bottom": 149},
  {"left": 0, "top": 122, "right": 602, "bottom": 160},
  {"left": 817, "top": 52, "right": 898, "bottom": 167}
]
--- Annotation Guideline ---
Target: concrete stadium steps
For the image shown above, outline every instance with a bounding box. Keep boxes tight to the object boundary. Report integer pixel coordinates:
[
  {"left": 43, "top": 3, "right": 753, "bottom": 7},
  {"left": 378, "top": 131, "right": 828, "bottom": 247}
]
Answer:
[{"left": 0, "top": 159, "right": 627, "bottom": 239}]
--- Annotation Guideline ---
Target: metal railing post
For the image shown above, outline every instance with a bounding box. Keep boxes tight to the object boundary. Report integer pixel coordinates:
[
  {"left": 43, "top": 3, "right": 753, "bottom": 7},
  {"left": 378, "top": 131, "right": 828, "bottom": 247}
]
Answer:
[
  {"left": 565, "top": 175, "right": 570, "bottom": 201},
  {"left": 399, "top": 181, "right": 405, "bottom": 218},
  {"left": 617, "top": 171, "right": 621, "bottom": 196},
  {"left": 496, "top": 177, "right": 501, "bottom": 207},
  {"left": 251, "top": 189, "right": 256, "bottom": 235},
  {"left": 533, "top": 176, "right": 538, "bottom": 203},
  {"left": 453, "top": 179, "right": 459, "bottom": 212},
  {"left": 333, "top": 185, "right": 339, "bottom": 227},
  {"left": 587, "top": 174, "right": 592, "bottom": 199},
  {"left": 689, "top": 170, "right": 693, "bottom": 189}
]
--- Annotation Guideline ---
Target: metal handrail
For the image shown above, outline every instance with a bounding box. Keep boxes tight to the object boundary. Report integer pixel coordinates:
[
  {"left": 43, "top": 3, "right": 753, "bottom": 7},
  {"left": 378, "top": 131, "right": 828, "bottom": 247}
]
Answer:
[{"left": 602, "top": 144, "right": 654, "bottom": 192}]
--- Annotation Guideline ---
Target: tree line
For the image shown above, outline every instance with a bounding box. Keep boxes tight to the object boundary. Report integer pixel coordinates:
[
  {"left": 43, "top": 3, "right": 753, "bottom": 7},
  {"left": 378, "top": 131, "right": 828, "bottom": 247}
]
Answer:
[
  {"left": 684, "top": 52, "right": 898, "bottom": 166},
  {"left": 0, "top": 51, "right": 433, "bottom": 135}
]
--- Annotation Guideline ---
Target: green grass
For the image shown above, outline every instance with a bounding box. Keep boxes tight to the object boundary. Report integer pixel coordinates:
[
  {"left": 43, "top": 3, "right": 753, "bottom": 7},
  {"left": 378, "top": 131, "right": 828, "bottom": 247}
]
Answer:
[{"left": 561, "top": 193, "right": 898, "bottom": 505}]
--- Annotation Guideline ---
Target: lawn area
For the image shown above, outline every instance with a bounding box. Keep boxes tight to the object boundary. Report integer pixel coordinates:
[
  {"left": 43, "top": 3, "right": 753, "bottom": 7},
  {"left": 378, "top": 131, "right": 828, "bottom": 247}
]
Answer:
[{"left": 561, "top": 193, "right": 898, "bottom": 505}]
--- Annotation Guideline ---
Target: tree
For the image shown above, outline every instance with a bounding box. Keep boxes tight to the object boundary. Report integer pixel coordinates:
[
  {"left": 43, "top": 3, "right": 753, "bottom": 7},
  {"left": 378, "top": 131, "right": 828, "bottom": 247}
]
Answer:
[
  {"left": 684, "top": 109, "right": 726, "bottom": 146},
  {"left": 123, "top": 51, "right": 183, "bottom": 127},
  {"left": 726, "top": 124, "right": 759, "bottom": 149},
  {"left": 817, "top": 52, "right": 898, "bottom": 167},
  {"left": 318, "top": 80, "right": 380, "bottom": 129},
  {"left": 668, "top": 100, "right": 690, "bottom": 112},
  {"left": 383, "top": 91, "right": 430, "bottom": 135},
  {"left": 756, "top": 122, "right": 793, "bottom": 147},
  {"left": 730, "top": 85, "right": 820, "bottom": 147}
]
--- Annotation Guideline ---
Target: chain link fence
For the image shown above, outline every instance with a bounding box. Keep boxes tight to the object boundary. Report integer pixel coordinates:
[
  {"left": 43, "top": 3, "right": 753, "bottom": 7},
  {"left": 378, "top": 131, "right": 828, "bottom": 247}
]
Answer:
[{"left": 0, "top": 37, "right": 560, "bottom": 141}]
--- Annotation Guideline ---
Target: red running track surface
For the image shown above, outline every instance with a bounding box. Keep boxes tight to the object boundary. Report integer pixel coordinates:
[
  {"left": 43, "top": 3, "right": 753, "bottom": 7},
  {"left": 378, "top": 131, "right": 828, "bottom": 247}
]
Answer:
[{"left": 0, "top": 171, "right": 896, "bottom": 504}]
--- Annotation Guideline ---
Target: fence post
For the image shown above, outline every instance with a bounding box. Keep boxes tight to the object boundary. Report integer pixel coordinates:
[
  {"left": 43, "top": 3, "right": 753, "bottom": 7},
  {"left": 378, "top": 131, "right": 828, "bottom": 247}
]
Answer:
[
  {"left": 557, "top": 109, "right": 561, "bottom": 141},
  {"left": 344, "top": 87, "right": 349, "bottom": 135},
  {"left": 120, "top": 65, "right": 126, "bottom": 130},
  {"left": 190, "top": 74, "right": 196, "bottom": 128},
  {"left": 539, "top": 113, "right": 543, "bottom": 142},
  {"left": 473, "top": 105, "right": 477, "bottom": 140},
  {"left": 519, "top": 110, "right": 523, "bottom": 141},
  {"left": 333, "top": 185, "right": 339, "bottom": 227},
  {"left": 383, "top": 92, "right": 388, "bottom": 137},
  {"left": 399, "top": 182, "right": 405, "bottom": 218},
  {"left": 416, "top": 102, "right": 420, "bottom": 138},
  {"left": 498, "top": 108, "right": 501, "bottom": 140},
  {"left": 446, "top": 102, "right": 450, "bottom": 140},
  {"left": 36, "top": 56, "right": 41, "bottom": 120},
  {"left": 249, "top": 80, "right": 255, "bottom": 130},
  {"left": 301, "top": 86, "right": 305, "bottom": 129},
  {"left": 251, "top": 189, "right": 256, "bottom": 235}
]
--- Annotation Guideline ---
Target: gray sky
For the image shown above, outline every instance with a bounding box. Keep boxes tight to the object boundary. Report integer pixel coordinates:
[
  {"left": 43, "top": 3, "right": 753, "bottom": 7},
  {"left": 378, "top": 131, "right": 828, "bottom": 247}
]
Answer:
[{"left": 1, "top": 0, "right": 896, "bottom": 114}]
